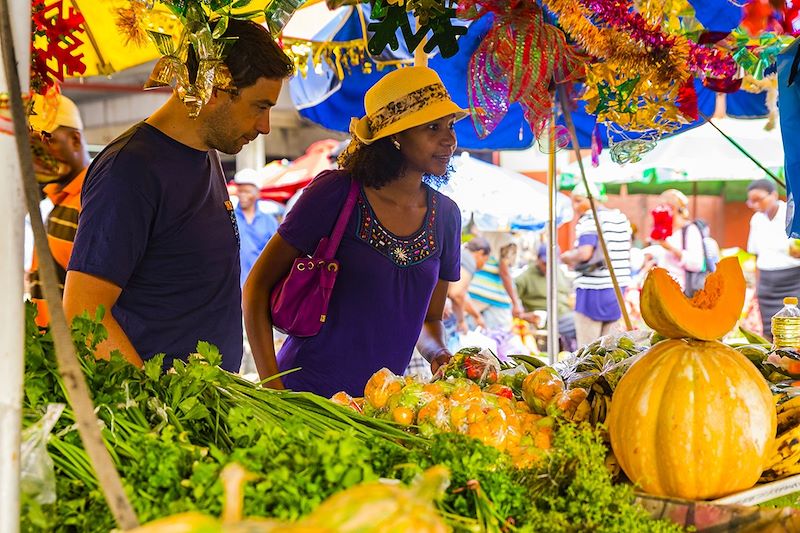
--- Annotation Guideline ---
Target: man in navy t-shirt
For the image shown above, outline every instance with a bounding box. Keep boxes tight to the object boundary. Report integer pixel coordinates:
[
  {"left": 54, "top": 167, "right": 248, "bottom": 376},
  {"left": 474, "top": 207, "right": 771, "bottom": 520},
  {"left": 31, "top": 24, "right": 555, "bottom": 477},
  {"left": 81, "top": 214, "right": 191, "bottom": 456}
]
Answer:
[{"left": 63, "top": 19, "right": 294, "bottom": 373}]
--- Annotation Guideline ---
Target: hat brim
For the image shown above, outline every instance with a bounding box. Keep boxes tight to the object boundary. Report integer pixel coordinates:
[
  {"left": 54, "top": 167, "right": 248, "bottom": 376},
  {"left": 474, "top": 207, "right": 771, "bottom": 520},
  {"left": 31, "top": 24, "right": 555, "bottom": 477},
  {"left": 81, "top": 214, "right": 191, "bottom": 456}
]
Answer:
[{"left": 352, "top": 100, "right": 470, "bottom": 145}]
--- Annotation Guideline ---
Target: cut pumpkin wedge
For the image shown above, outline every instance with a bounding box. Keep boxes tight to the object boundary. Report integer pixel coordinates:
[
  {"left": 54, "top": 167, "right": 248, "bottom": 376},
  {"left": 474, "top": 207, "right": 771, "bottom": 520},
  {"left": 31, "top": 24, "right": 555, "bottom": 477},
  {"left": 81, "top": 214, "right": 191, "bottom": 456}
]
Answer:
[{"left": 640, "top": 256, "right": 746, "bottom": 340}]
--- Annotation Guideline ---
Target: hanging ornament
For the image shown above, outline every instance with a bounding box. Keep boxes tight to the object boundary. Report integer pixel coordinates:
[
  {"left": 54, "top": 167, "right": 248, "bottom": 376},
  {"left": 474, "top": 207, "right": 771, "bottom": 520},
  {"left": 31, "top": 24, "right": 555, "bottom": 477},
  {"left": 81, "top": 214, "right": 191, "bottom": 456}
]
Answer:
[
  {"left": 367, "top": 0, "right": 467, "bottom": 58},
  {"left": 143, "top": 1, "right": 240, "bottom": 117},
  {"left": 30, "top": 0, "right": 87, "bottom": 95},
  {"left": 264, "top": 0, "right": 306, "bottom": 36},
  {"left": 461, "top": 0, "right": 586, "bottom": 139}
]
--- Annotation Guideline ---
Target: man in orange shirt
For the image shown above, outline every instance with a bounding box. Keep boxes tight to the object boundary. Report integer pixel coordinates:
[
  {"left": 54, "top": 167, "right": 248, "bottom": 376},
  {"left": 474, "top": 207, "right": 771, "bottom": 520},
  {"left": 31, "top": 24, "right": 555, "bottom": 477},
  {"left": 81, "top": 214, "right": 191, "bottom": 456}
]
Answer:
[{"left": 28, "top": 94, "right": 90, "bottom": 326}]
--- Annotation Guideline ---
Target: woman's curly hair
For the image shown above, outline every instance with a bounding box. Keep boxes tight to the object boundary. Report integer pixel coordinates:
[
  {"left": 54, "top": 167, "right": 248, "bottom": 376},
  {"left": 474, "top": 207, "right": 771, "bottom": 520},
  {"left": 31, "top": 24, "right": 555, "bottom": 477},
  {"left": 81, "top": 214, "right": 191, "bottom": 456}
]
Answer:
[{"left": 337, "top": 138, "right": 452, "bottom": 189}]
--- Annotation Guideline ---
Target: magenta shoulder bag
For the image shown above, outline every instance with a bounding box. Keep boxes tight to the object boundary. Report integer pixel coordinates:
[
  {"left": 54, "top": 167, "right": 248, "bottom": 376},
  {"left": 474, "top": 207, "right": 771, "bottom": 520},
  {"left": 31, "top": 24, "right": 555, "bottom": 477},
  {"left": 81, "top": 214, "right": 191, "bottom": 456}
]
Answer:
[{"left": 270, "top": 178, "right": 359, "bottom": 337}]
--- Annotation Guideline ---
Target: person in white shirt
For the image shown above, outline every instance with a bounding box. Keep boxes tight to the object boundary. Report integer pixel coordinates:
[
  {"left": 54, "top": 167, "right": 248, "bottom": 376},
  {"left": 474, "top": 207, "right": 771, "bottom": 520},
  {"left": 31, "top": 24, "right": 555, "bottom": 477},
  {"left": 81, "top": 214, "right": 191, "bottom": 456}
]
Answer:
[{"left": 746, "top": 178, "right": 800, "bottom": 340}]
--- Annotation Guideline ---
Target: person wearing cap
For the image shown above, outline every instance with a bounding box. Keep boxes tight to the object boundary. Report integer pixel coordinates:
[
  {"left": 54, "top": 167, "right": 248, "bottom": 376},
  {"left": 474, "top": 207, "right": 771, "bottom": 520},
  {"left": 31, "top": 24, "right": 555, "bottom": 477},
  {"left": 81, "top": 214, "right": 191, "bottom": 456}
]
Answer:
[
  {"left": 243, "top": 66, "right": 467, "bottom": 396},
  {"left": 515, "top": 243, "right": 577, "bottom": 352},
  {"left": 560, "top": 181, "right": 632, "bottom": 347},
  {"left": 652, "top": 188, "right": 708, "bottom": 297},
  {"left": 63, "top": 19, "right": 293, "bottom": 373},
  {"left": 233, "top": 168, "right": 278, "bottom": 288},
  {"left": 27, "top": 93, "right": 90, "bottom": 328},
  {"left": 746, "top": 178, "right": 800, "bottom": 339}
]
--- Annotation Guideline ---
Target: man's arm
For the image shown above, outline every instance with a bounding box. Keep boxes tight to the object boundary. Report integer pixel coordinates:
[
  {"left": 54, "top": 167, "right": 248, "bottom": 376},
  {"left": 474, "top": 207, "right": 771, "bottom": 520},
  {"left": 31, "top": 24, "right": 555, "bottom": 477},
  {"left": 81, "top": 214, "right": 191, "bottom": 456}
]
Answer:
[
  {"left": 561, "top": 244, "right": 595, "bottom": 266},
  {"left": 447, "top": 269, "right": 486, "bottom": 331},
  {"left": 63, "top": 271, "right": 143, "bottom": 367},
  {"left": 498, "top": 258, "right": 522, "bottom": 318}
]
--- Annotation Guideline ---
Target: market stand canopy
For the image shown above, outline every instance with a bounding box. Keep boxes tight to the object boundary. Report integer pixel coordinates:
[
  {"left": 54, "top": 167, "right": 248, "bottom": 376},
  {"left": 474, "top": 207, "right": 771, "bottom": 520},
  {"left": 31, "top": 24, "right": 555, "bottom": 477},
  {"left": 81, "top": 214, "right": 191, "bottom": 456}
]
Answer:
[
  {"left": 560, "top": 117, "right": 784, "bottom": 190},
  {"left": 32, "top": 0, "right": 790, "bottom": 150}
]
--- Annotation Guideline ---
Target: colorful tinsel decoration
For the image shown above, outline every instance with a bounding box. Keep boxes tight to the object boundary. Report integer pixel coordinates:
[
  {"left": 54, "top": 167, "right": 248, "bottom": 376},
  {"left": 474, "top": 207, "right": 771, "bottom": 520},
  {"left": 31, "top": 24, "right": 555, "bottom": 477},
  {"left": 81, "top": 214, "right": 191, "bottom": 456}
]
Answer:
[
  {"left": 542, "top": 0, "right": 743, "bottom": 143},
  {"left": 580, "top": 0, "right": 738, "bottom": 80},
  {"left": 542, "top": 0, "right": 690, "bottom": 135},
  {"left": 460, "top": 0, "right": 585, "bottom": 139},
  {"left": 729, "top": 27, "right": 794, "bottom": 80}
]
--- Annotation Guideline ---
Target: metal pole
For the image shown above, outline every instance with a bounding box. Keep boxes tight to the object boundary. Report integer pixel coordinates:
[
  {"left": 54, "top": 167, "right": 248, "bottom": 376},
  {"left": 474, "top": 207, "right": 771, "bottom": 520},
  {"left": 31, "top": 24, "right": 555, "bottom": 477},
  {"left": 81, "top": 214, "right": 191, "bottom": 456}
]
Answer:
[
  {"left": 0, "top": 0, "right": 139, "bottom": 528},
  {"left": 546, "top": 104, "right": 559, "bottom": 364},
  {"left": 0, "top": 2, "right": 29, "bottom": 530}
]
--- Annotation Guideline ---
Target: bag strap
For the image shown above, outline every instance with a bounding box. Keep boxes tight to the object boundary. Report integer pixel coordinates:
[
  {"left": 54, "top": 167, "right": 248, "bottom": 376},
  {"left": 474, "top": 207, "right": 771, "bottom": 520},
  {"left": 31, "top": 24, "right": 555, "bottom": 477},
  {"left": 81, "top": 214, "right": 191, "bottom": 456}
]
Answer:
[
  {"left": 321, "top": 178, "right": 360, "bottom": 259},
  {"left": 683, "top": 221, "right": 710, "bottom": 273}
]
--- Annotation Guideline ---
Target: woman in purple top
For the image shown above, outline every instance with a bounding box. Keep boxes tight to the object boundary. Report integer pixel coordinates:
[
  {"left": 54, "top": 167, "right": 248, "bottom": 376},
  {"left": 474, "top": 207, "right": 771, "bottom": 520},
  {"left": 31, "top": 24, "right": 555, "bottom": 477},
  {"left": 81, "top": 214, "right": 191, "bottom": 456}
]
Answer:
[{"left": 243, "top": 66, "right": 468, "bottom": 397}]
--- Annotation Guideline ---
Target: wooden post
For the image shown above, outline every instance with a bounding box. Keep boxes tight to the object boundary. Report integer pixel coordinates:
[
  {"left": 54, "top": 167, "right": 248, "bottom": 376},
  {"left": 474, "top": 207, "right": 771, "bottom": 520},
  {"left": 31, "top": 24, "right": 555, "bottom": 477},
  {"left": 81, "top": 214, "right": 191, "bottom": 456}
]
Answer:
[
  {"left": 0, "top": 2, "right": 29, "bottom": 530},
  {"left": 0, "top": 0, "right": 139, "bottom": 528}
]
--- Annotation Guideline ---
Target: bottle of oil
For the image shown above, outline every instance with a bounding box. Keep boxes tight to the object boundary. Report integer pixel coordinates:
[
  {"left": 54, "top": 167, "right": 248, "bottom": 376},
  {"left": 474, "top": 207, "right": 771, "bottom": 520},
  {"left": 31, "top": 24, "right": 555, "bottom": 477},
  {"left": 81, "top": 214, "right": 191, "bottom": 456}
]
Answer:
[{"left": 772, "top": 297, "right": 800, "bottom": 348}]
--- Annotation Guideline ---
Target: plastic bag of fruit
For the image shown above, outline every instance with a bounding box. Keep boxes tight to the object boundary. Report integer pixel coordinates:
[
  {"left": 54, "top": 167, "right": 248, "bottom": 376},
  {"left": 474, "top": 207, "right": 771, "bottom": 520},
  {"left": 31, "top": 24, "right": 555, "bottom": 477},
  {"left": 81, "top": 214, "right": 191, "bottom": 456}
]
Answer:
[
  {"left": 298, "top": 466, "right": 451, "bottom": 532},
  {"left": 363, "top": 368, "right": 405, "bottom": 411},
  {"left": 433, "top": 347, "right": 501, "bottom": 387},
  {"left": 556, "top": 331, "right": 651, "bottom": 393}
]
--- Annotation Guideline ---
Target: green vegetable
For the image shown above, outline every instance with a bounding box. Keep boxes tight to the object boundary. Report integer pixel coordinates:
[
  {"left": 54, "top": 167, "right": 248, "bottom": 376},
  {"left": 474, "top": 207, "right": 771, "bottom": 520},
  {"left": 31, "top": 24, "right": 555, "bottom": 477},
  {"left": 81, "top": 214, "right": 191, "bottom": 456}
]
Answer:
[{"left": 20, "top": 303, "right": 680, "bottom": 532}]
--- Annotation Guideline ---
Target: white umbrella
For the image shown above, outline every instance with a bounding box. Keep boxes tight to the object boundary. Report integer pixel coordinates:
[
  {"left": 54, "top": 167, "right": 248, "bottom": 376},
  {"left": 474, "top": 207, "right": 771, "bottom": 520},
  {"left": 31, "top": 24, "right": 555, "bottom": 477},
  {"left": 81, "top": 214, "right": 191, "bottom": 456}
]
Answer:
[
  {"left": 438, "top": 152, "right": 573, "bottom": 232},
  {"left": 560, "top": 117, "right": 783, "bottom": 186}
]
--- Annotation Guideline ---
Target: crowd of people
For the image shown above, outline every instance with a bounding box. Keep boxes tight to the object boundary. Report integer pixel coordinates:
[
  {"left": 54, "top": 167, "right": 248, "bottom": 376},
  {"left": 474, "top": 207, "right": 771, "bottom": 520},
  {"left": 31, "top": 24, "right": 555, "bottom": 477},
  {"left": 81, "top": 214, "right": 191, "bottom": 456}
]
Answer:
[{"left": 23, "top": 17, "right": 796, "bottom": 400}]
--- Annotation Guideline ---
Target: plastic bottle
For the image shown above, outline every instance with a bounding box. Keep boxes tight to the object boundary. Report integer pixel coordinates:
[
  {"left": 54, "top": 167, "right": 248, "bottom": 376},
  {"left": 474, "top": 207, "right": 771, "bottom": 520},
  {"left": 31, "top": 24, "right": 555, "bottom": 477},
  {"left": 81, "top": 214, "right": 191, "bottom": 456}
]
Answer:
[{"left": 771, "top": 297, "right": 800, "bottom": 348}]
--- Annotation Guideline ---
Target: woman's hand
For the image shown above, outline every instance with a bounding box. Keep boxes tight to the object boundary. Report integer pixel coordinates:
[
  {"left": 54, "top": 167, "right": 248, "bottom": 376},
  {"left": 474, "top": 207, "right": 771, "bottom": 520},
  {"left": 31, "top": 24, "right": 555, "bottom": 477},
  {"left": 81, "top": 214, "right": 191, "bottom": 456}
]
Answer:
[
  {"left": 430, "top": 350, "right": 452, "bottom": 374},
  {"left": 242, "top": 234, "right": 301, "bottom": 389}
]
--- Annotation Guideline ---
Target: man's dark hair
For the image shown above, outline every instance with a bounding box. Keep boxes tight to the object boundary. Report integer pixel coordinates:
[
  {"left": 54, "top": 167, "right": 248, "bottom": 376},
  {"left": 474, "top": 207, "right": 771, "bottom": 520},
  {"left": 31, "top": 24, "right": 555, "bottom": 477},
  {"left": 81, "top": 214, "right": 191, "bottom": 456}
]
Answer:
[
  {"left": 187, "top": 18, "right": 294, "bottom": 90},
  {"left": 466, "top": 236, "right": 491, "bottom": 255},
  {"left": 338, "top": 138, "right": 452, "bottom": 189},
  {"left": 747, "top": 178, "right": 777, "bottom": 195}
]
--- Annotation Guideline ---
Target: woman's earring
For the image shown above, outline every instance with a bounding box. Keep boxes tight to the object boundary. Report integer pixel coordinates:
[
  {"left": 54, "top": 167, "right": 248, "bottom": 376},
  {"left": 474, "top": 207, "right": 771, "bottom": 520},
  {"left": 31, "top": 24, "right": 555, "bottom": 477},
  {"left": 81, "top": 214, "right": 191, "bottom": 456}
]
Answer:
[{"left": 392, "top": 139, "right": 401, "bottom": 150}]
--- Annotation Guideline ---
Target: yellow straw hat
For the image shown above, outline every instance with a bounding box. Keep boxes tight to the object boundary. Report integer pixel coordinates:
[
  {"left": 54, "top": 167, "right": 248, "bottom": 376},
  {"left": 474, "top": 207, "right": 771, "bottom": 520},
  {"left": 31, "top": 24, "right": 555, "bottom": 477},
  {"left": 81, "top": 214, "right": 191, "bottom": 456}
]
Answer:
[{"left": 350, "top": 66, "right": 469, "bottom": 145}]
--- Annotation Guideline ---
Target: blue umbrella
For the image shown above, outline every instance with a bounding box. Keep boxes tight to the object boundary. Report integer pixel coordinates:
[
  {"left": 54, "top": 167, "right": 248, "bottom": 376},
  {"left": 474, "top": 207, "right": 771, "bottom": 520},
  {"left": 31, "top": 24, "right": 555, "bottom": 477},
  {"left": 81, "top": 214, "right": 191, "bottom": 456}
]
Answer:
[{"left": 288, "top": 2, "right": 767, "bottom": 150}]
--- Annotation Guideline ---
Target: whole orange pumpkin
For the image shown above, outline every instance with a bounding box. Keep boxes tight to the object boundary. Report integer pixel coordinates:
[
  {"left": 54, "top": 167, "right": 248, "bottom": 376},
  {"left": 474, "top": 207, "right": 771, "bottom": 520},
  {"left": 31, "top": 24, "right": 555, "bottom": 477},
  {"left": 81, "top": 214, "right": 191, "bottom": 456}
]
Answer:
[{"left": 608, "top": 339, "right": 775, "bottom": 500}]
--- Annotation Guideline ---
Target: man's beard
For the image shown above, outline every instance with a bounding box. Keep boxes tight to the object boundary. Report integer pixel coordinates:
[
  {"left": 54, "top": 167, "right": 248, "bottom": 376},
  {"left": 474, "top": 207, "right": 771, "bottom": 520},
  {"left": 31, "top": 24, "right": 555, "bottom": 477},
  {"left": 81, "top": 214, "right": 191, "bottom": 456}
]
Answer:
[{"left": 202, "top": 106, "right": 244, "bottom": 155}]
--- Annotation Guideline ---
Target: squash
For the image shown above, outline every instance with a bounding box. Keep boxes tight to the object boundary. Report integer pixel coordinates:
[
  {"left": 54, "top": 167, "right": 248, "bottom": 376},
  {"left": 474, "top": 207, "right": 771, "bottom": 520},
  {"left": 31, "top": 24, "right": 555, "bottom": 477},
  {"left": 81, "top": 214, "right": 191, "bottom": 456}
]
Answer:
[
  {"left": 640, "top": 256, "right": 745, "bottom": 340},
  {"left": 607, "top": 339, "right": 776, "bottom": 500}
]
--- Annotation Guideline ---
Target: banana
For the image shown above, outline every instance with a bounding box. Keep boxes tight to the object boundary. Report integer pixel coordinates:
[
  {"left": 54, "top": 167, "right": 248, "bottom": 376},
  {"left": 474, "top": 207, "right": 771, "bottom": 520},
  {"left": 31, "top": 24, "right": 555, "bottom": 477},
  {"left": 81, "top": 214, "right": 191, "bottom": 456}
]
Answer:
[
  {"left": 766, "top": 441, "right": 800, "bottom": 472},
  {"left": 777, "top": 395, "right": 800, "bottom": 415},
  {"left": 777, "top": 407, "right": 800, "bottom": 434},
  {"left": 766, "top": 425, "right": 800, "bottom": 466},
  {"left": 591, "top": 394, "right": 611, "bottom": 425},
  {"left": 591, "top": 393, "right": 608, "bottom": 426},
  {"left": 762, "top": 458, "right": 800, "bottom": 482},
  {"left": 774, "top": 391, "right": 791, "bottom": 407}
]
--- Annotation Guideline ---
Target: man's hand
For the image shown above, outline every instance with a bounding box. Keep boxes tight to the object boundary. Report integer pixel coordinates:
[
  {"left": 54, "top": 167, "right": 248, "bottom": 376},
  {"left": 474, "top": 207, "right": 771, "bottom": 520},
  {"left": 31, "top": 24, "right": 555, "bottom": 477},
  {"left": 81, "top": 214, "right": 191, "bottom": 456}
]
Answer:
[
  {"left": 475, "top": 315, "right": 486, "bottom": 330},
  {"left": 457, "top": 319, "right": 468, "bottom": 334}
]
